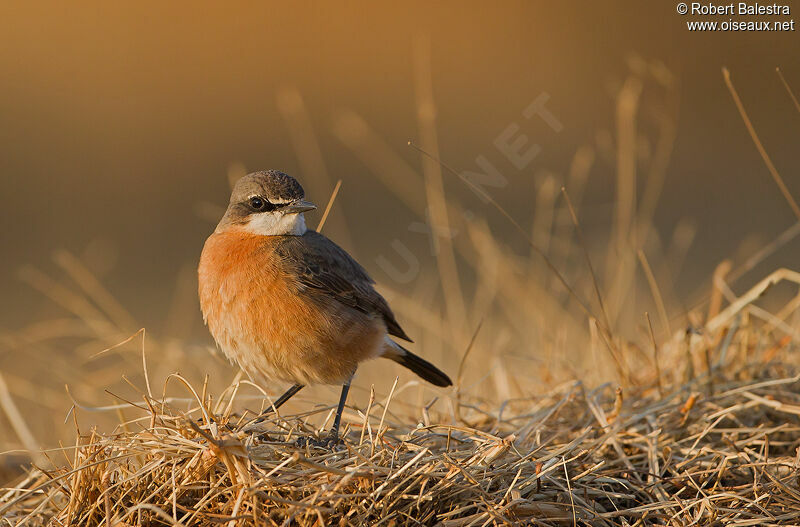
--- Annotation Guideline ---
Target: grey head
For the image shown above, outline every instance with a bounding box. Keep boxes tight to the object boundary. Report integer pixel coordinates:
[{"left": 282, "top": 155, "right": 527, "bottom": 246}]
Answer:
[{"left": 216, "top": 170, "right": 317, "bottom": 236}]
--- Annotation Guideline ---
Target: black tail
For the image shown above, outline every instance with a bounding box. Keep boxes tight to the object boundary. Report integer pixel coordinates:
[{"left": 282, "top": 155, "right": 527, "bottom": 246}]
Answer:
[{"left": 387, "top": 346, "right": 452, "bottom": 387}]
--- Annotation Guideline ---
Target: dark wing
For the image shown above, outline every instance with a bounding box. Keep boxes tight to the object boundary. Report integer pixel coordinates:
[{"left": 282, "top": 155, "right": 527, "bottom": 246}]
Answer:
[{"left": 274, "top": 230, "right": 412, "bottom": 342}]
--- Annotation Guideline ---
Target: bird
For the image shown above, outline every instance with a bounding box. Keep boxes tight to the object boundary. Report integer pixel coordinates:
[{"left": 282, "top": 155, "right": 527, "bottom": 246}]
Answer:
[{"left": 198, "top": 170, "right": 452, "bottom": 446}]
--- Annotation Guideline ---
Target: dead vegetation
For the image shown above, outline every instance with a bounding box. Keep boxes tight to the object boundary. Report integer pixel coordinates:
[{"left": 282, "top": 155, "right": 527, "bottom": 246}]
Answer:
[{"left": 3, "top": 292, "right": 800, "bottom": 525}]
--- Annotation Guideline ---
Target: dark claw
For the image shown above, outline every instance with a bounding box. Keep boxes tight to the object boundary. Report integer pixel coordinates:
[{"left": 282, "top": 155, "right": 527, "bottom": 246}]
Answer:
[{"left": 294, "top": 434, "right": 344, "bottom": 450}]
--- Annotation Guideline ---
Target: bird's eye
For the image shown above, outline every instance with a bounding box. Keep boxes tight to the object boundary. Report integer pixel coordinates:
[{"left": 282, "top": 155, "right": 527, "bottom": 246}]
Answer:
[{"left": 249, "top": 196, "right": 265, "bottom": 210}]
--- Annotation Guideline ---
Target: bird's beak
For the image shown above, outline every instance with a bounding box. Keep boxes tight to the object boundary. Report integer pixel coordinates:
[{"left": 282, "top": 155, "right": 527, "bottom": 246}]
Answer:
[{"left": 284, "top": 199, "right": 317, "bottom": 213}]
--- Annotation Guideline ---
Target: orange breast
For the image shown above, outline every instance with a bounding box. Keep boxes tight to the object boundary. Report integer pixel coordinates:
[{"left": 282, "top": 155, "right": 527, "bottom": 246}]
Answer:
[{"left": 198, "top": 230, "right": 384, "bottom": 385}]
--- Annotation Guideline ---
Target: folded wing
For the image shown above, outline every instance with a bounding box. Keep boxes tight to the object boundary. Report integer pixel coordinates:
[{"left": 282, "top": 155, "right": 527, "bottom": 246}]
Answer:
[{"left": 274, "top": 230, "right": 412, "bottom": 342}]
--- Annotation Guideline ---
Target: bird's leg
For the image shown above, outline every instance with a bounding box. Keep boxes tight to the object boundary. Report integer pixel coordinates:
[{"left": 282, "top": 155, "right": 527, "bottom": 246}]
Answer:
[
  {"left": 329, "top": 379, "right": 352, "bottom": 441},
  {"left": 253, "top": 383, "right": 304, "bottom": 423},
  {"left": 296, "top": 377, "right": 352, "bottom": 449}
]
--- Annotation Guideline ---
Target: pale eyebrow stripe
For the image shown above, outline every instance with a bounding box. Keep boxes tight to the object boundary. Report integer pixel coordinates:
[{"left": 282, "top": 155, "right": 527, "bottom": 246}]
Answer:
[{"left": 249, "top": 194, "right": 293, "bottom": 205}]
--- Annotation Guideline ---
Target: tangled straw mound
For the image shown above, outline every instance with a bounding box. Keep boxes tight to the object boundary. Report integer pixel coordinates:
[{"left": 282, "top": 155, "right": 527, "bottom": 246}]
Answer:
[
  {"left": 3, "top": 361, "right": 800, "bottom": 525},
  {"left": 4, "top": 270, "right": 800, "bottom": 525}
]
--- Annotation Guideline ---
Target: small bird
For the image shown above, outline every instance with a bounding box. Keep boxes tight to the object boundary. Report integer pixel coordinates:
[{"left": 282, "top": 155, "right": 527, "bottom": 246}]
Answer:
[{"left": 198, "top": 170, "right": 452, "bottom": 445}]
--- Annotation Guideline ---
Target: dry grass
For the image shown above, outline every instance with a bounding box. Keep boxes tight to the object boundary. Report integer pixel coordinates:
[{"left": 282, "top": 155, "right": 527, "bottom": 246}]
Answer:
[
  {"left": 3, "top": 297, "right": 800, "bottom": 525},
  {"left": 3, "top": 59, "right": 800, "bottom": 525}
]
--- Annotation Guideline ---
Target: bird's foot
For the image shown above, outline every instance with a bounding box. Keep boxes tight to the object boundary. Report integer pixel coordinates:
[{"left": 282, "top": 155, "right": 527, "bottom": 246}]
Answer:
[
  {"left": 238, "top": 418, "right": 270, "bottom": 436},
  {"left": 294, "top": 433, "right": 344, "bottom": 450}
]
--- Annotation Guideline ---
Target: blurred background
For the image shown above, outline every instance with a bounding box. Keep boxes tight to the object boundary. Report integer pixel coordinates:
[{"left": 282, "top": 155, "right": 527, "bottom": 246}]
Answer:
[{"left": 1, "top": 1, "right": 800, "bottom": 470}]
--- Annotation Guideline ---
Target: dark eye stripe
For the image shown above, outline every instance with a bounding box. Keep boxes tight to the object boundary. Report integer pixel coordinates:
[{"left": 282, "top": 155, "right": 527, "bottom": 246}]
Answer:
[{"left": 248, "top": 196, "right": 277, "bottom": 212}]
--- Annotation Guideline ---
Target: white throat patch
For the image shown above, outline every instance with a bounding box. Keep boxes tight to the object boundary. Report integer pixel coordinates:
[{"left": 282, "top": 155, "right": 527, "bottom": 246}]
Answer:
[{"left": 244, "top": 212, "right": 307, "bottom": 236}]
